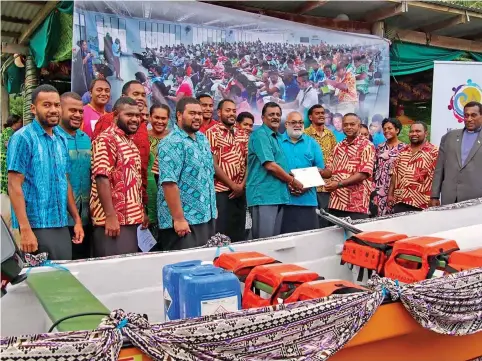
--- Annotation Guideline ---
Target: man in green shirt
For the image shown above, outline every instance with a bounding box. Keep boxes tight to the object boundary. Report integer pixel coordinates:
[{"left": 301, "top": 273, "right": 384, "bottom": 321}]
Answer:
[{"left": 246, "top": 102, "right": 303, "bottom": 239}]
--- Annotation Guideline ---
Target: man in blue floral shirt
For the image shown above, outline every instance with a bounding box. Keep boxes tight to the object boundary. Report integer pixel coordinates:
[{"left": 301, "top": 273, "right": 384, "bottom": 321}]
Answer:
[
  {"left": 157, "top": 97, "right": 216, "bottom": 250},
  {"left": 58, "top": 92, "right": 92, "bottom": 259},
  {"left": 7, "top": 85, "right": 84, "bottom": 260}
]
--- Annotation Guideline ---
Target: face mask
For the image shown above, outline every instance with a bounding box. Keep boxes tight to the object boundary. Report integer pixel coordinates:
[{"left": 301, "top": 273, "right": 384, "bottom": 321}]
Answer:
[{"left": 287, "top": 127, "right": 303, "bottom": 139}]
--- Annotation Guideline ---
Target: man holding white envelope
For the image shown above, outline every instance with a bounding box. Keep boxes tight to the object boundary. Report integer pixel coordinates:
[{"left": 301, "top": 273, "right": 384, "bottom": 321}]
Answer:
[{"left": 280, "top": 111, "right": 330, "bottom": 234}]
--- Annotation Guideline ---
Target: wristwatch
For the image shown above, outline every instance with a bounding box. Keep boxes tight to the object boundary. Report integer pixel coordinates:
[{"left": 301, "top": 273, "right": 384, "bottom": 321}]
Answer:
[{"left": 337, "top": 182, "right": 344, "bottom": 189}]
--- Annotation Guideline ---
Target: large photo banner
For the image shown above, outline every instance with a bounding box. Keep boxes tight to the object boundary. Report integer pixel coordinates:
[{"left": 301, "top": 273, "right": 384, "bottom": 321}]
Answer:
[
  {"left": 72, "top": 1, "right": 389, "bottom": 128},
  {"left": 431, "top": 61, "right": 482, "bottom": 146}
]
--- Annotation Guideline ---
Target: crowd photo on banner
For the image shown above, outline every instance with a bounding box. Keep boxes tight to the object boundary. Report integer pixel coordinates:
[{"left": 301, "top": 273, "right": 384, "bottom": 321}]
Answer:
[{"left": 3, "top": 1, "right": 482, "bottom": 262}]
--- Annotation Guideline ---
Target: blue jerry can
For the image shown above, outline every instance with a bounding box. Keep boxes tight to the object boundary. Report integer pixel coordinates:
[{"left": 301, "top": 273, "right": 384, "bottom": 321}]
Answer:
[{"left": 179, "top": 267, "right": 241, "bottom": 319}]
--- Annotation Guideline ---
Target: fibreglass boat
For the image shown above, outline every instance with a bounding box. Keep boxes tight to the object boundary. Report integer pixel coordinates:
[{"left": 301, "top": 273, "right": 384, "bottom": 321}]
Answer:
[{"left": 1, "top": 199, "right": 482, "bottom": 361}]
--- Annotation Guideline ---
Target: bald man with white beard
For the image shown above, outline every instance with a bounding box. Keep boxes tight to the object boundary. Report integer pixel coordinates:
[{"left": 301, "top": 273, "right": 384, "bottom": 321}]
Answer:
[{"left": 279, "top": 111, "right": 330, "bottom": 234}]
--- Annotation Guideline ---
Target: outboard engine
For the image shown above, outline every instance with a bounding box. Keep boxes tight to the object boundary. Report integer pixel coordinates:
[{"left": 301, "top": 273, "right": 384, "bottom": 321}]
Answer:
[{"left": 1, "top": 217, "right": 27, "bottom": 297}]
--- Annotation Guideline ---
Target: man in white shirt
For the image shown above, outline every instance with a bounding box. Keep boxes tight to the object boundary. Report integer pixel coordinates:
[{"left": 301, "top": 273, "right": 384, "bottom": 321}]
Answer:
[{"left": 281, "top": 71, "right": 319, "bottom": 128}]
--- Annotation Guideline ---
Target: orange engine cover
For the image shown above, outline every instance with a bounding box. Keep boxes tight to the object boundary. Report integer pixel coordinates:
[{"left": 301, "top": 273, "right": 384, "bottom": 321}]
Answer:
[
  {"left": 284, "top": 279, "right": 368, "bottom": 303},
  {"left": 242, "top": 263, "right": 319, "bottom": 309},
  {"left": 213, "top": 251, "right": 277, "bottom": 280},
  {"left": 384, "top": 236, "right": 459, "bottom": 284},
  {"left": 446, "top": 247, "right": 482, "bottom": 274},
  {"left": 341, "top": 231, "right": 408, "bottom": 276}
]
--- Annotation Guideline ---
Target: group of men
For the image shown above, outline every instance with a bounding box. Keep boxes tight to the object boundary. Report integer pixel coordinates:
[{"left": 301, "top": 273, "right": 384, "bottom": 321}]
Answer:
[{"left": 5, "top": 76, "right": 482, "bottom": 260}]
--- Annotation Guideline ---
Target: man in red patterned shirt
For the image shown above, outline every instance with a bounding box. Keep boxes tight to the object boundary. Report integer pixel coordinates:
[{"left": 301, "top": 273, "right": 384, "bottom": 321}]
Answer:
[
  {"left": 388, "top": 122, "right": 438, "bottom": 213},
  {"left": 206, "top": 99, "right": 249, "bottom": 242},
  {"left": 324, "top": 113, "right": 375, "bottom": 220},
  {"left": 198, "top": 94, "right": 217, "bottom": 134},
  {"left": 92, "top": 81, "right": 150, "bottom": 209},
  {"left": 91, "top": 97, "right": 149, "bottom": 257}
]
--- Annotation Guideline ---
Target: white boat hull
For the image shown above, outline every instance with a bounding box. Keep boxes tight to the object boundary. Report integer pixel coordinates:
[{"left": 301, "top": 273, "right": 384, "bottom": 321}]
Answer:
[{"left": 2, "top": 201, "right": 482, "bottom": 337}]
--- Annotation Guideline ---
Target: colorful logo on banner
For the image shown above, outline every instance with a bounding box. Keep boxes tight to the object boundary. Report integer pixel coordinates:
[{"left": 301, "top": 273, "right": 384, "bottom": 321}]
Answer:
[{"left": 448, "top": 79, "right": 482, "bottom": 123}]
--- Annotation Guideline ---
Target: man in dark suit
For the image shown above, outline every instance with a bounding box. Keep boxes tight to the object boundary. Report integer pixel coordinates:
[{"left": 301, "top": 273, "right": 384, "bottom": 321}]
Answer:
[{"left": 430, "top": 101, "right": 482, "bottom": 206}]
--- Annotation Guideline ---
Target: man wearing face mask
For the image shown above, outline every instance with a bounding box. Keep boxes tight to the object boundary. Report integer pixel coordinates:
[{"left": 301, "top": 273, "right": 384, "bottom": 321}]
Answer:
[
  {"left": 206, "top": 99, "right": 249, "bottom": 242},
  {"left": 157, "top": 97, "right": 216, "bottom": 250},
  {"left": 58, "top": 92, "right": 92, "bottom": 259},
  {"left": 7, "top": 85, "right": 84, "bottom": 260},
  {"left": 280, "top": 112, "right": 328, "bottom": 234},
  {"left": 247, "top": 102, "right": 303, "bottom": 239},
  {"left": 90, "top": 97, "right": 148, "bottom": 257},
  {"left": 93, "top": 80, "right": 150, "bottom": 212}
]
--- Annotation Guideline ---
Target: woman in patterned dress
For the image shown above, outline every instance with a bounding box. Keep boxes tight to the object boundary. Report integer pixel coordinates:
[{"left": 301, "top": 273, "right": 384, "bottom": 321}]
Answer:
[
  {"left": 1, "top": 115, "right": 22, "bottom": 194},
  {"left": 147, "top": 104, "right": 170, "bottom": 241},
  {"left": 373, "top": 118, "right": 404, "bottom": 216}
]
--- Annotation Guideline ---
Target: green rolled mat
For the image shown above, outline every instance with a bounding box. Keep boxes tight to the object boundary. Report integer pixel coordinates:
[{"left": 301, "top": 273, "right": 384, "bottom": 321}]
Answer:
[{"left": 27, "top": 270, "right": 110, "bottom": 332}]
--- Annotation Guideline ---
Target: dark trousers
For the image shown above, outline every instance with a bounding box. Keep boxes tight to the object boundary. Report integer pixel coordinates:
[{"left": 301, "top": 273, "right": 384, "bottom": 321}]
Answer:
[
  {"left": 215, "top": 192, "right": 246, "bottom": 242},
  {"left": 317, "top": 192, "right": 331, "bottom": 228},
  {"left": 93, "top": 224, "right": 139, "bottom": 257},
  {"left": 250, "top": 205, "right": 284, "bottom": 240},
  {"left": 69, "top": 224, "right": 92, "bottom": 260},
  {"left": 31, "top": 227, "right": 72, "bottom": 261},
  {"left": 393, "top": 203, "right": 423, "bottom": 214},
  {"left": 158, "top": 219, "right": 215, "bottom": 251},
  {"left": 327, "top": 208, "right": 369, "bottom": 222},
  {"left": 281, "top": 206, "right": 318, "bottom": 234}
]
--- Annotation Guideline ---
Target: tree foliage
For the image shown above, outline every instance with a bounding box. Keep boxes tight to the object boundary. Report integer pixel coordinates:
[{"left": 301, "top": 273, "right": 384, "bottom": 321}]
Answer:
[
  {"left": 9, "top": 94, "right": 24, "bottom": 117},
  {"left": 445, "top": 1, "right": 482, "bottom": 9}
]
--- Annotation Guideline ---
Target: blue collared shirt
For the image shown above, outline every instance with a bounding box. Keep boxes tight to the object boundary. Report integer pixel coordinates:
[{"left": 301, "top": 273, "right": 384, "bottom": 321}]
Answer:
[
  {"left": 461, "top": 127, "right": 481, "bottom": 165},
  {"left": 58, "top": 127, "right": 92, "bottom": 226},
  {"left": 157, "top": 126, "right": 216, "bottom": 229},
  {"left": 7, "top": 120, "right": 71, "bottom": 229},
  {"left": 247, "top": 124, "right": 290, "bottom": 207},
  {"left": 280, "top": 133, "right": 325, "bottom": 207}
]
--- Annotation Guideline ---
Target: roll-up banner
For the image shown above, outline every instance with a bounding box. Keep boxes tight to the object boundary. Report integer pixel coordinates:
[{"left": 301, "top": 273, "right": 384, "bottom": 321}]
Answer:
[
  {"left": 431, "top": 61, "right": 482, "bottom": 146},
  {"left": 72, "top": 1, "right": 389, "bottom": 129}
]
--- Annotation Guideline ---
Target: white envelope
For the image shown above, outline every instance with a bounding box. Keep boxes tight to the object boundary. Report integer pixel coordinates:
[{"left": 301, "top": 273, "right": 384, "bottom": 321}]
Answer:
[{"left": 291, "top": 167, "right": 325, "bottom": 189}]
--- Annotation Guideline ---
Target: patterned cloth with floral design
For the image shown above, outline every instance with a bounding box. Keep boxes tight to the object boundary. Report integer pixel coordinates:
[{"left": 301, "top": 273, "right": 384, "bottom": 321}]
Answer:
[{"left": 373, "top": 142, "right": 406, "bottom": 216}]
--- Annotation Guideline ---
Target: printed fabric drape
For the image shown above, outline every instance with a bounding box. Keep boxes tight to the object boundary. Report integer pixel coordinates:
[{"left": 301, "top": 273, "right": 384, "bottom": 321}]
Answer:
[{"left": 1, "top": 267, "right": 481, "bottom": 361}]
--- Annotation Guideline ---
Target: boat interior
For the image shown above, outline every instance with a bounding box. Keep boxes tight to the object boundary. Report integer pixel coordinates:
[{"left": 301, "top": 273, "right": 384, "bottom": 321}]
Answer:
[{"left": 1, "top": 202, "right": 482, "bottom": 339}]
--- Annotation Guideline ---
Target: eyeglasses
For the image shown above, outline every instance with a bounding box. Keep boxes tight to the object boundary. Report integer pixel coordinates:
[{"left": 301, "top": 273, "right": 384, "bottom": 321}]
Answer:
[{"left": 287, "top": 121, "right": 304, "bottom": 126}]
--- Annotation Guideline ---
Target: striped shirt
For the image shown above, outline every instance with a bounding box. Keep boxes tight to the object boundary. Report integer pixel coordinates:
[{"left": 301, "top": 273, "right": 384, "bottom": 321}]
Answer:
[
  {"left": 392, "top": 142, "right": 438, "bottom": 210},
  {"left": 90, "top": 124, "right": 143, "bottom": 226},
  {"left": 205, "top": 123, "right": 249, "bottom": 193},
  {"left": 327, "top": 136, "right": 375, "bottom": 214},
  {"left": 7, "top": 120, "right": 71, "bottom": 229}
]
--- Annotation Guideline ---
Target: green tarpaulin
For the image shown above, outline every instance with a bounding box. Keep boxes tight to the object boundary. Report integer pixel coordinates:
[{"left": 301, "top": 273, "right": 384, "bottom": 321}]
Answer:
[
  {"left": 390, "top": 42, "right": 464, "bottom": 76},
  {"left": 3, "top": 64, "right": 25, "bottom": 94},
  {"left": 471, "top": 52, "right": 482, "bottom": 62},
  {"left": 29, "top": 1, "right": 73, "bottom": 68},
  {"left": 391, "top": 42, "right": 482, "bottom": 76}
]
